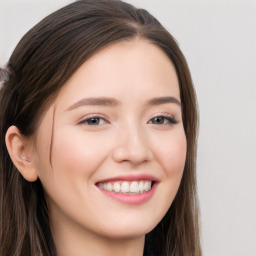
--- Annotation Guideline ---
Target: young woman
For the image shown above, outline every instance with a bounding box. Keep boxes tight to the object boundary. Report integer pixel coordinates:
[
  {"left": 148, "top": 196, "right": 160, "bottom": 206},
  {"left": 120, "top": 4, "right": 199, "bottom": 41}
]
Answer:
[{"left": 0, "top": 1, "right": 201, "bottom": 255}]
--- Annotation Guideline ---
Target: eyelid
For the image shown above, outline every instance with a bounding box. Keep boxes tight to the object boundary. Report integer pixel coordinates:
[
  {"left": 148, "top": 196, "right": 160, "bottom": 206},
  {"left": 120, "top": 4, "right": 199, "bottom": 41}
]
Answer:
[
  {"left": 147, "top": 112, "right": 178, "bottom": 125},
  {"left": 77, "top": 114, "right": 109, "bottom": 125},
  {"left": 76, "top": 112, "right": 179, "bottom": 126}
]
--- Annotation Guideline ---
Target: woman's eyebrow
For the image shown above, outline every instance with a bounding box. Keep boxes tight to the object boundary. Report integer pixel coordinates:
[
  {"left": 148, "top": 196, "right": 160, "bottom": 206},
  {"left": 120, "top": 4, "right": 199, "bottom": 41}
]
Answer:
[
  {"left": 147, "top": 96, "right": 181, "bottom": 106},
  {"left": 66, "top": 96, "right": 181, "bottom": 111},
  {"left": 66, "top": 97, "right": 120, "bottom": 111}
]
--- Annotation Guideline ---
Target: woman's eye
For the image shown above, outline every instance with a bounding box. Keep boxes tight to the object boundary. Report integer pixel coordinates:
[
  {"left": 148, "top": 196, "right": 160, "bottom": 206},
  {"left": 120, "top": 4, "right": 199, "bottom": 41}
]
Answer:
[
  {"left": 80, "top": 117, "right": 107, "bottom": 126},
  {"left": 149, "top": 116, "right": 177, "bottom": 125}
]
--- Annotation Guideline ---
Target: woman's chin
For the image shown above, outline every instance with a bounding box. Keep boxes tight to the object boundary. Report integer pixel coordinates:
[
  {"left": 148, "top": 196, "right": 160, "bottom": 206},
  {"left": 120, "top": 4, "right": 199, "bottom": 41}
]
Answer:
[{"left": 94, "top": 221, "right": 156, "bottom": 240}]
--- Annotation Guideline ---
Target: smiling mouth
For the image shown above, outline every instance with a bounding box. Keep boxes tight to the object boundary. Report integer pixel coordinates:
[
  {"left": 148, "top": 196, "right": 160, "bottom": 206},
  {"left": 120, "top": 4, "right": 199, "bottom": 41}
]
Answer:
[{"left": 97, "top": 180, "right": 153, "bottom": 194}]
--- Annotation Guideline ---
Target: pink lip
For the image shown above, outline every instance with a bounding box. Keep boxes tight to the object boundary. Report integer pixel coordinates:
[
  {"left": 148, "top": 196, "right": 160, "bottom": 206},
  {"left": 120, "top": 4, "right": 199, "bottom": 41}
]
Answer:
[
  {"left": 97, "top": 182, "right": 157, "bottom": 205},
  {"left": 95, "top": 174, "right": 159, "bottom": 205}
]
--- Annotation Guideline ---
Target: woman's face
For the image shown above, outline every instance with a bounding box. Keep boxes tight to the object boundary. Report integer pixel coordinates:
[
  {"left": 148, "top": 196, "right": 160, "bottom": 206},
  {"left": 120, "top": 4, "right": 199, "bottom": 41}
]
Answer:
[{"left": 32, "top": 39, "right": 186, "bottom": 240}]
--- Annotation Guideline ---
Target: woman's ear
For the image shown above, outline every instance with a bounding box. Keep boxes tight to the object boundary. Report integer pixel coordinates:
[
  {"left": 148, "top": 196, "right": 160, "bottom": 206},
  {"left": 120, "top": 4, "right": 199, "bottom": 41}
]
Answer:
[{"left": 5, "top": 125, "right": 38, "bottom": 182}]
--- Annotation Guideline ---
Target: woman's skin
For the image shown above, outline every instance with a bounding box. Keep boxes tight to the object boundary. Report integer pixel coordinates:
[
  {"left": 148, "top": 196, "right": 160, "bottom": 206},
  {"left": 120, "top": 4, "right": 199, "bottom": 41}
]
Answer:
[{"left": 6, "top": 39, "right": 187, "bottom": 256}]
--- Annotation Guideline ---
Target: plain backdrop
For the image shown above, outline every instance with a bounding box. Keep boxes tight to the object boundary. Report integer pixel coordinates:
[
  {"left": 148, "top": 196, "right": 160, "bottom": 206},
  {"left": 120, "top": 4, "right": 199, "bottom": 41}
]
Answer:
[{"left": 0, "top": 0, "right": 255, "bottom": 255}]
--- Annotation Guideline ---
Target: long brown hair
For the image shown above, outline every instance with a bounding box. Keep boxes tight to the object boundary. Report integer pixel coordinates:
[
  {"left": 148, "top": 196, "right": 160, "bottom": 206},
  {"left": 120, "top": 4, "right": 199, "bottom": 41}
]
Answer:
[{"left": 0, "top": 1, "right": 201, "bottom": 255}]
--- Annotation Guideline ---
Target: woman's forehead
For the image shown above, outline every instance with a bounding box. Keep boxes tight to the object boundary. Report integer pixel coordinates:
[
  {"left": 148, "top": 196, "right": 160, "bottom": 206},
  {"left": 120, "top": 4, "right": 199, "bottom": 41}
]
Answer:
[{"left": 53, "top": 39, "right": 180, "bottom": 109}]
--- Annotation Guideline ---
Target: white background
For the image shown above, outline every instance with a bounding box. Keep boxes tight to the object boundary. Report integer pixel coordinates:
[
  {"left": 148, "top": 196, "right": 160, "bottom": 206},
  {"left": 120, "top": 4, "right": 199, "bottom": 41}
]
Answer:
[{"left": 0, "top": 0, "right": 255, "bottom": 255}]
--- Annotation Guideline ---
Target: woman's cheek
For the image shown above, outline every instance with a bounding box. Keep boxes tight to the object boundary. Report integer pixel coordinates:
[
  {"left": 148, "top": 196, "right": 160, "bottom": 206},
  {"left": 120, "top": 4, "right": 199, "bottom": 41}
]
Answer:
[
  {"left": 153, "top": 130, "right": 187, "bottom": 177},
  {"left": 52, "top": 129, "right": 108, "bottom": 176}
]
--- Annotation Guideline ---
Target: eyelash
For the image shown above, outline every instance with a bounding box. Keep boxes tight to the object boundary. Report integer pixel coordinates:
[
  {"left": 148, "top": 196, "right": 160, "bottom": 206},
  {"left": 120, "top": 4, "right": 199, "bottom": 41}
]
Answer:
[
  {"left": 148, "top": 115, "right": 178, "bottom": 125},
  {"left": 78, "top": 115, "right": 109, "bottom": 126},
  {"left": 78, "top": 114, "right": 177, "bottom": 126}
]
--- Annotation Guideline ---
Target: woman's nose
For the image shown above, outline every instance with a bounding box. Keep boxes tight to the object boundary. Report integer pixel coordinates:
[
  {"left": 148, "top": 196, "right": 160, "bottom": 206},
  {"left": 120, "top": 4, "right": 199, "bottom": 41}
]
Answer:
[{"left": 112, "top": 125, "right": 153, "bottom": 166}]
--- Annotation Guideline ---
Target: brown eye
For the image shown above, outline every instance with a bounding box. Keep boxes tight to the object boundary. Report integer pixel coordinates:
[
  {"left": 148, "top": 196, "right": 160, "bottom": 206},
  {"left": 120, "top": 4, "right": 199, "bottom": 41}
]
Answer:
[
  {"left": 81, "top": 117, "right": 107, "bottom": 126},
  {"left": 149, "top": 116, "right": 177, "bottom": 125}
]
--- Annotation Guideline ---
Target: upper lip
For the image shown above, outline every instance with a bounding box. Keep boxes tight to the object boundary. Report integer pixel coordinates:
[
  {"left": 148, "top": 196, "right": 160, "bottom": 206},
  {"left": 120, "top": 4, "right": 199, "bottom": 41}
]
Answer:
[{"left": 96, "top": 174, "right": 159, "bottom": 184}]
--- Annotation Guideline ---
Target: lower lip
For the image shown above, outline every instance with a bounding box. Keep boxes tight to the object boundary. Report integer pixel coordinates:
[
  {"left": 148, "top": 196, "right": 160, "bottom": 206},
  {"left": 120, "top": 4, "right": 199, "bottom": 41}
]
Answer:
[{"left": 97, "top": 183, "right": 157, "bottom": 205}]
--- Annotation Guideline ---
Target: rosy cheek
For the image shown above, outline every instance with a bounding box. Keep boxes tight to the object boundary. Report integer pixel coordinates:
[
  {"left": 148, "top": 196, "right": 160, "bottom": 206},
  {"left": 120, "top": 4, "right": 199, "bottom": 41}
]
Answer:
[
  {"left": 52, "top": 137, "right": 85, "bottom": 176},
  {"left": 51, "top": 129, "right": 107, "bottom": 177},
  {"left": 157, "top": 135, "right": 187, "bottom": 177}
]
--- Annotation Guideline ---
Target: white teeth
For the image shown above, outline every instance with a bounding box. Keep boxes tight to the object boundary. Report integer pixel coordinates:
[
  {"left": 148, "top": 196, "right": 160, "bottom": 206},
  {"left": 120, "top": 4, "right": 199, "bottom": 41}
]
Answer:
[
  {"left": 130, "top": 181, "right": 139, "bottom": 193},
  {"left": 139, "top": 181, "right": 144, "bottom": 192},
  {"left": 113, "top": 182, "right": 121, "bottom": 192},
  {"left": 144, "top": 181, "right": 151, "bottom": 191},
  {"left": 107, "top": 182, "right": 112, "bottom": 191},
  {"left": 121, "top": 182, "right": 129, "bottom": 193},
  {"left": 98, "top": 180, "right": 153, "bottom": 194}
]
